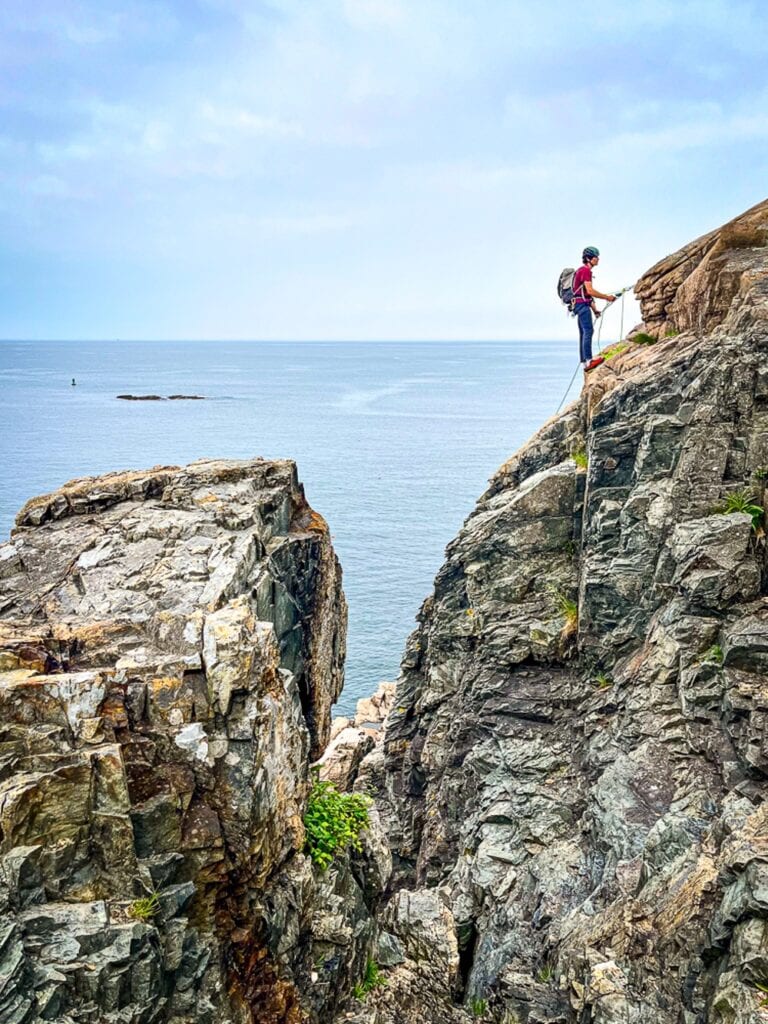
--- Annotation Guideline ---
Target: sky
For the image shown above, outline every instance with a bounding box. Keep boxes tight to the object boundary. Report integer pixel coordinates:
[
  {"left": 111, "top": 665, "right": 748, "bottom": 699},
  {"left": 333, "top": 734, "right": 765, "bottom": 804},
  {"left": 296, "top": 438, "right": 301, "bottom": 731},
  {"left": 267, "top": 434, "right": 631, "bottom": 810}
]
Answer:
[{"left": 1, "top": 0, "right": 767, "bottom": 341}]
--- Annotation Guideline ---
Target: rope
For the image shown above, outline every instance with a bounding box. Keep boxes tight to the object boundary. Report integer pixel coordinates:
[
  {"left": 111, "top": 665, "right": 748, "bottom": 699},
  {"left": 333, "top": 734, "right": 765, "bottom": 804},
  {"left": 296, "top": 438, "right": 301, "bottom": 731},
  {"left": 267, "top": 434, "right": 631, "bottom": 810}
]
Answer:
[
  {"left": 555, "top": 286, "right": 633, "bottom": 416},
  {"left": 555, "top": 360, "right": 582, "bottom": 415},
  {"left": 619, "top": 290, "right": 625, "bottom": 344}
]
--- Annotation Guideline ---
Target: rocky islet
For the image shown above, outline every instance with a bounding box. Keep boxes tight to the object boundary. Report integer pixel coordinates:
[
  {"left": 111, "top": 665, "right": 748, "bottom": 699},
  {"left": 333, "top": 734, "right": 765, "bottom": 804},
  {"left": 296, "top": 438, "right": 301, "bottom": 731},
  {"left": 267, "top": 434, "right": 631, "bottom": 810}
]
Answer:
[{"left": 1, "top": 199, "right": 768, "bottom": 1022}]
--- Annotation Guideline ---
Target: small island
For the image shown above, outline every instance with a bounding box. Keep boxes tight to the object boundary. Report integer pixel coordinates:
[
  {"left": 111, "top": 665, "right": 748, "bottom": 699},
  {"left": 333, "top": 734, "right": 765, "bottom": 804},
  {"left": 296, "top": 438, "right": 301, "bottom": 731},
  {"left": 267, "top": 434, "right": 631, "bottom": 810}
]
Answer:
[{"left": 116, "top": 394, "right": 206, "bottom": 400}]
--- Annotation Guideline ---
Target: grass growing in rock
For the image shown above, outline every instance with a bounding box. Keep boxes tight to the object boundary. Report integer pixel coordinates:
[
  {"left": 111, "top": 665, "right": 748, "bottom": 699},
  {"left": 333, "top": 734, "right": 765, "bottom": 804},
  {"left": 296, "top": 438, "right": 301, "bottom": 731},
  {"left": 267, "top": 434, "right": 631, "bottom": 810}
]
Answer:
[
  {"left": 128, "top": 892, "right": 160, "bottom": 921},
  {"left": 594, "top": 672, "right": 613, "bottom": 690},
  {"left": 352, "top": 958, "right": 386, "bottom": 1000},
  {"left": 713, "top": 491, "right": 764, "bottom": 532},
  {"left": 470, "top": 997, "right": 487, "bottom": 1017},
  {"left": 602, "top": 341, "right": 629, "bottom": 360},
  {"left": 632, "top": 332, "right": 657, "bottom": 345},
  {"left": 536, "top": 964, "right": 554, "bottom": 983},
  {"left": 701, "top": 644, "right": 724, "bottom": 665},
  {"left": 754, "top": 980, "right": 768, "bottom": 1009},
  {"left": 304, "top": 776, "right": 370, "bottom": 869},
  {"left": 572, "top": 448, "right": 588, "bottom": 470},
  {"left": 548, "top": 586, "right": 578, "bottom": 635}
]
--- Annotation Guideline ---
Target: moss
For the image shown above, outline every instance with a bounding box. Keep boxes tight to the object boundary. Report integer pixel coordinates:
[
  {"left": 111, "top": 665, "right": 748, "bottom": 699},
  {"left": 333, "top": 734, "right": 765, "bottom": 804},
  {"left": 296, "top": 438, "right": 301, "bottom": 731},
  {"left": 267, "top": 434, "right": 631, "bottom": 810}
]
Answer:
[
  {"left": 602, "top": 341, "right": 629, "bottom": 360},
  {"left": 632, "top": 331, "right": 657, "bottom": 345},
  {"left": 701, "top": 644, "right": 724, "bottom": 666}
]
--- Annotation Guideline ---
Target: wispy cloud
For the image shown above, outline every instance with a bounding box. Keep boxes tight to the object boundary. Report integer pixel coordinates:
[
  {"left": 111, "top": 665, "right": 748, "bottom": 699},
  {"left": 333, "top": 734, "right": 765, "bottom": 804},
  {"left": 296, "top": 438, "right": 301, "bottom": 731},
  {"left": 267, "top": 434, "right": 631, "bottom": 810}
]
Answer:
[{"left": 0, "top": 0, "right": 766, "bottom": 339}]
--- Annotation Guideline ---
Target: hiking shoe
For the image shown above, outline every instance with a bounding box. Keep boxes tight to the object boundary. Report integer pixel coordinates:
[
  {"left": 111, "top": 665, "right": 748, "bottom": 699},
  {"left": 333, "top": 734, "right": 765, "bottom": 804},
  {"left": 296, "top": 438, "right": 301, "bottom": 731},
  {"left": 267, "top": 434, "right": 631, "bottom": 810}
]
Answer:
[{"left": 584, "top": 357, "right": 605, "bottom": 372}]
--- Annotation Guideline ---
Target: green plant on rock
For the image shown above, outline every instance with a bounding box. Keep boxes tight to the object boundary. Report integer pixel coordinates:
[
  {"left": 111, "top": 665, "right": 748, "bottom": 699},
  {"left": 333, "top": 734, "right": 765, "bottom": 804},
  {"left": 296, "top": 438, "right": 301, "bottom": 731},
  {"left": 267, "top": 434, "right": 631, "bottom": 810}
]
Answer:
[
  {"left": 572, "top": 448, "right": 588, "bottom": 470},
  {"left": 594, "top": 672, "right": 613, "bottom": 690},
  {"left": 352, "top": 958, "right": 386, "bottom": 1001},
  {"left": 602, "top": 341, "right": 629, "bottom": 360},
  {"left": 632, "top": 331, "right": 657, "bottom": 345},
  {"left": 664, "top": 328, "right": 680, "bottom": 338},
  {"left": 713, "top": 491, "right": 764, "bottom": 532},
  {"left": 548, "top": 585, "right": 578, "bottom": 635},
  {"left": 536, "top": 964, "right": 554, "bottom": 983},
  {"left": 470, "top": 997, "right": 488, "bottom": 1017},
  {"left": 128, "top": 892, "right": 160, "bottom": 921},
  {"left": 304, "top": 775, "right": 371, "bottom": 870},
  {"left": 753, "top": 980, "right": 768, "bottom": 1008},
  {"left": 701, "top": 644, "right": 724, "bottom": 666},
  {"left": 754, "top": 466, "right": 768, "bottom": 482}
]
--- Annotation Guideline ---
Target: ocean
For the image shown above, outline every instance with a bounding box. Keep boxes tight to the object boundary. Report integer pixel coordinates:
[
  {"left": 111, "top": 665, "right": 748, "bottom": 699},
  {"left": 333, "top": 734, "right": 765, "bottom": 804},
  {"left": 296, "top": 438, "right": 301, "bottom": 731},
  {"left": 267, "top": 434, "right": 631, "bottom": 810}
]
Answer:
[{"left": 0, "top": 340, "right": 576, "bottom": 715}]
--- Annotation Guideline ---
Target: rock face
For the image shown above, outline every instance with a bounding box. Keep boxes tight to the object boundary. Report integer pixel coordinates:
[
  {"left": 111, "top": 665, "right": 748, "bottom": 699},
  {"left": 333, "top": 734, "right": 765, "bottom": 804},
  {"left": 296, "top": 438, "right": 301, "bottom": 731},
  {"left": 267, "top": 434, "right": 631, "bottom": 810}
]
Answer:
[
  {"left": 366, "top": 200, "right": 768, "bottom": 1023},
  {"left": 0, "top": 458, "right": 382, "bottom": 1023}
]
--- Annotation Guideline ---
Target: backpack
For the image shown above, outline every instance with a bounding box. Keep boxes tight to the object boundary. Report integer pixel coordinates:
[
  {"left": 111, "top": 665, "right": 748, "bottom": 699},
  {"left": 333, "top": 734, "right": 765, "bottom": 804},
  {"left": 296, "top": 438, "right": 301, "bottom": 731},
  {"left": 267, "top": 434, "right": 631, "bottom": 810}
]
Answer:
[{"left": 557, "top": 268, "right": 576, "bottom": 309}]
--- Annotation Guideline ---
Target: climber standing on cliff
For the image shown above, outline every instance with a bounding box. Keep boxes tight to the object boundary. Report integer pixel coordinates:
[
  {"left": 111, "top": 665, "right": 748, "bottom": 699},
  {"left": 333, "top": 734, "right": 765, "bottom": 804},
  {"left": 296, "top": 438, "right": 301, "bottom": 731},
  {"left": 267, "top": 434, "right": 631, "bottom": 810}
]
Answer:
[{"left": 574, "top": 247, "right": 617, "bottom": 372}]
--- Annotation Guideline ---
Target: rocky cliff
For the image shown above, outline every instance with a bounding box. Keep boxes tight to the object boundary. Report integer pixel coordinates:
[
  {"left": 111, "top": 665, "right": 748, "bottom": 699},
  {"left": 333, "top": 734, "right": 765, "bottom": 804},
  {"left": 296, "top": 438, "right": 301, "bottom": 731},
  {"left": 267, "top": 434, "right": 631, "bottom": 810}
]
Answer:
[
  {"left": 3, "top": 201, "right": 768, "bottom": 1024},
  {"left": 359, "top": 199, "right": 768, "bottom": 1024},
  {"left": 0, "top": 458, "right": 387, "bottom": 1024}
]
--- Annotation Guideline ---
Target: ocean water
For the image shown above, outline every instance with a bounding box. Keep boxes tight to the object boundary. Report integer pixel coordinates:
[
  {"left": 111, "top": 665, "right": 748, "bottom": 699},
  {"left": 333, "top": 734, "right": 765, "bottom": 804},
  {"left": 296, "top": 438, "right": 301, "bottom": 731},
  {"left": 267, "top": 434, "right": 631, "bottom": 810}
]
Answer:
[{"left": 0, "top": 340, "right": 576, "bottom": 715}]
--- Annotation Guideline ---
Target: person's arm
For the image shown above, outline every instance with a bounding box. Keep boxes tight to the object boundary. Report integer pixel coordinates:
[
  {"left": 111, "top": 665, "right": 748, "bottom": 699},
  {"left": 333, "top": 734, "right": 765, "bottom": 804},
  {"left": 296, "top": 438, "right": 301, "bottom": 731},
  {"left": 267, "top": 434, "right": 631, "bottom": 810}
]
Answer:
[{"left": 585, "top": 280, "right": 616, "bottom": 302}]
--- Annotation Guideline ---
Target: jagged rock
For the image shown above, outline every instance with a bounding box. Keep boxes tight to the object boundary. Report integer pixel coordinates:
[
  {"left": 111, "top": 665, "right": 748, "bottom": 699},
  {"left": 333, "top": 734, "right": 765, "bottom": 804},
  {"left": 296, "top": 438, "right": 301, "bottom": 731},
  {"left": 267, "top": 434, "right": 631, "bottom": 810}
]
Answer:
[
  {"left": 321, "top": 683, "right": 396, "bottom": 792},
  {"left": 367, "top": 200, "right": 768, "bottom": 1022},
  {"left": 0, "top": 458, "right": 379, "bottom": 1023},
  {"left": 354, "top": 682, "right": 396, "bottom": 728},
  {"left": 318, "top": 727, "right": 376, "bottom": 791}
]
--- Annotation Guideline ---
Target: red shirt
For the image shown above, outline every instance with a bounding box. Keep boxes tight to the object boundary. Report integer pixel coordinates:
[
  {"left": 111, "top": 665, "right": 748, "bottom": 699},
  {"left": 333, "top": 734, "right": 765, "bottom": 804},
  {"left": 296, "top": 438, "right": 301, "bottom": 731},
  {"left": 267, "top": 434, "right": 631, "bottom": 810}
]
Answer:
[{"left": 573, "top": 265, "right": 592, "bottom": 305}]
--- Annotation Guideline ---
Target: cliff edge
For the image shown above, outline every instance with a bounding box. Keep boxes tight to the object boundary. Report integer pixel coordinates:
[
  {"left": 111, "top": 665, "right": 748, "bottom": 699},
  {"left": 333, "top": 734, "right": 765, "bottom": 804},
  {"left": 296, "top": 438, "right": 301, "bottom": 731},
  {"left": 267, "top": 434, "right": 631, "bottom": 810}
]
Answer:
[
  {"left": 0, "top": 458, "right": 387, "bottom": 1024},
  {"left": 361, "top": 199, "right": 768, "bottom": 1024}
]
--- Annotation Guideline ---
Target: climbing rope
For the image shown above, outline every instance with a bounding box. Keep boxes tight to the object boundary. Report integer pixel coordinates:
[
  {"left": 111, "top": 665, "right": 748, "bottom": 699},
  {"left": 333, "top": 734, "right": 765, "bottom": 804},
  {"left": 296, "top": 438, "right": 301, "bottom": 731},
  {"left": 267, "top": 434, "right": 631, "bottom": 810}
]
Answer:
[{"left": 554, "top": 287, "right": 633, "bottom": 414}]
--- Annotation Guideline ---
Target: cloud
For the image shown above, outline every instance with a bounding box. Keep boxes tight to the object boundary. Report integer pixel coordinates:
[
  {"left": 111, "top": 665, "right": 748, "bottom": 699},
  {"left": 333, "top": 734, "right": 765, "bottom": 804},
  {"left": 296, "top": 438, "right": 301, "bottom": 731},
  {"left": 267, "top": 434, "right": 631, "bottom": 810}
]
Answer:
[
  {"left": 200, "top": 102, "right": 304, "bottom": 139},
  {"left": 1, "top": 0, "right": 768, "bottom": 339}
]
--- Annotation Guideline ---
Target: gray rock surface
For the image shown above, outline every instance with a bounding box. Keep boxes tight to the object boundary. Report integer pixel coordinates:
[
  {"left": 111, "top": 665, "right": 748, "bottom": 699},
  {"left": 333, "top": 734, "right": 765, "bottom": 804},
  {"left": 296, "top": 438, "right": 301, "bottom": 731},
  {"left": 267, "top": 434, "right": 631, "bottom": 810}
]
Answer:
[
  {"left": 365, "top": 200, "right": 768, "bottom": 1023},
  {"left": 0, "top": 458, "right": 382, "bottom": 1023}
]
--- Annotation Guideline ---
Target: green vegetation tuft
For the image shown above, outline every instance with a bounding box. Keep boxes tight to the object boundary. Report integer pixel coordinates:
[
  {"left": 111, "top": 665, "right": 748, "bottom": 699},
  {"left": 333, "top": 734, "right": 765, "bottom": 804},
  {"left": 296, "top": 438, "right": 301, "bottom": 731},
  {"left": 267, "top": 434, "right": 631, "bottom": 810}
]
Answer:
[
  {"left": 701, "top": 644, "right": 724, "bottom": 666},
  {"left": 754, "top": 466, "right": 768, "bottom": 482},
  {"left": 602, "top": 341, "right": 629, "bottom": 360},
  {"left": 304, "top": 775, "right": 371, "bottom": 870},
  {"left": 572, "top": 448, "right": 588, "bottom": 470},
  {"left": 352, "top": 958, "right": 386, "bottom": 1001},
  {"left": 754, "top": 980, "right": 768, "bottom": 1008},
  {"left": 470, "top": 997, "right": 488, "bottom": 1017},
  {"left": 129, "top": 892, "right": 160, "bottom": 921},
  {"left": 664, "top": 328, "right": 680, "bottom": 338},
  {"left": 632, "top": 332, "right": 657, "bottom": 346},
  {"left": 594, "top": 672, "right": 613, "bottom": 690},
  {"left": 536, "top": 964, "right": 554, "bottom": 983},
  {"left": 713, "top": 491, "right": 764, "bottom": 532},
  {"left": 548, "top": 586, "right": 578, "bottom": 636}
]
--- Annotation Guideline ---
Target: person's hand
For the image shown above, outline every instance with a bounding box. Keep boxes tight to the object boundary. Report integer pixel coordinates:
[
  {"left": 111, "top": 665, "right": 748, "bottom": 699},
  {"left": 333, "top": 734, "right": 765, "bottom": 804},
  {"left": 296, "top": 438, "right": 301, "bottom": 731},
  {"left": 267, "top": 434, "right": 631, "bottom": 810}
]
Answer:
[
  {"left": 609, "top": 295, "right": 617, "bottom": 303},
  {"left": 594, "top": 310, "right": 601, "bottom": 318}
]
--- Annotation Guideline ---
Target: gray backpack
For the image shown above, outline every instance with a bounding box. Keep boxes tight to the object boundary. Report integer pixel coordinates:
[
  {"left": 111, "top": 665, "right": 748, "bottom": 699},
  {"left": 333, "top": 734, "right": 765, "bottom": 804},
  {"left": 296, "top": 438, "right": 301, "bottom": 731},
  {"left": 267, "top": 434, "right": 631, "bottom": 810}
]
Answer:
[{"left": 557, "top": 268, "right": 576, "bottom": 309}]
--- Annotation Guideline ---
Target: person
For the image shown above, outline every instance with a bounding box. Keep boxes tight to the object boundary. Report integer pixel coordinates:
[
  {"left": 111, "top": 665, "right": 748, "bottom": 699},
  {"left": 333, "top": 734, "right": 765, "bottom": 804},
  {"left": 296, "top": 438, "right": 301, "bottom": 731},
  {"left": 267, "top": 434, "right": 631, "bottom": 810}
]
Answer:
[{"left": 573, "top": 247, "right": 617, "bottom": 371}]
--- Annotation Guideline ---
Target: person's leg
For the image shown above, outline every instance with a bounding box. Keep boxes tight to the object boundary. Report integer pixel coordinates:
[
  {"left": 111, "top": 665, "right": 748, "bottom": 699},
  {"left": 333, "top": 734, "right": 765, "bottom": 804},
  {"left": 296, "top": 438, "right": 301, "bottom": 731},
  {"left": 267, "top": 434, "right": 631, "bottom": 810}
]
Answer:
[{"left": 577, "top": 305, "right": 593, "bottom": 363}]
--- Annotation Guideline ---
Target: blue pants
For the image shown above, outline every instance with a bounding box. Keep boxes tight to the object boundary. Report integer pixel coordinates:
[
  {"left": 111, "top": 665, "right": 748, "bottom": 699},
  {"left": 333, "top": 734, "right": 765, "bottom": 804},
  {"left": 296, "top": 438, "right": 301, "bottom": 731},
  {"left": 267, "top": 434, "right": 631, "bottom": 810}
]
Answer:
[{"left": 576, "top": 303, "right": 594, "bottom": 363}]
